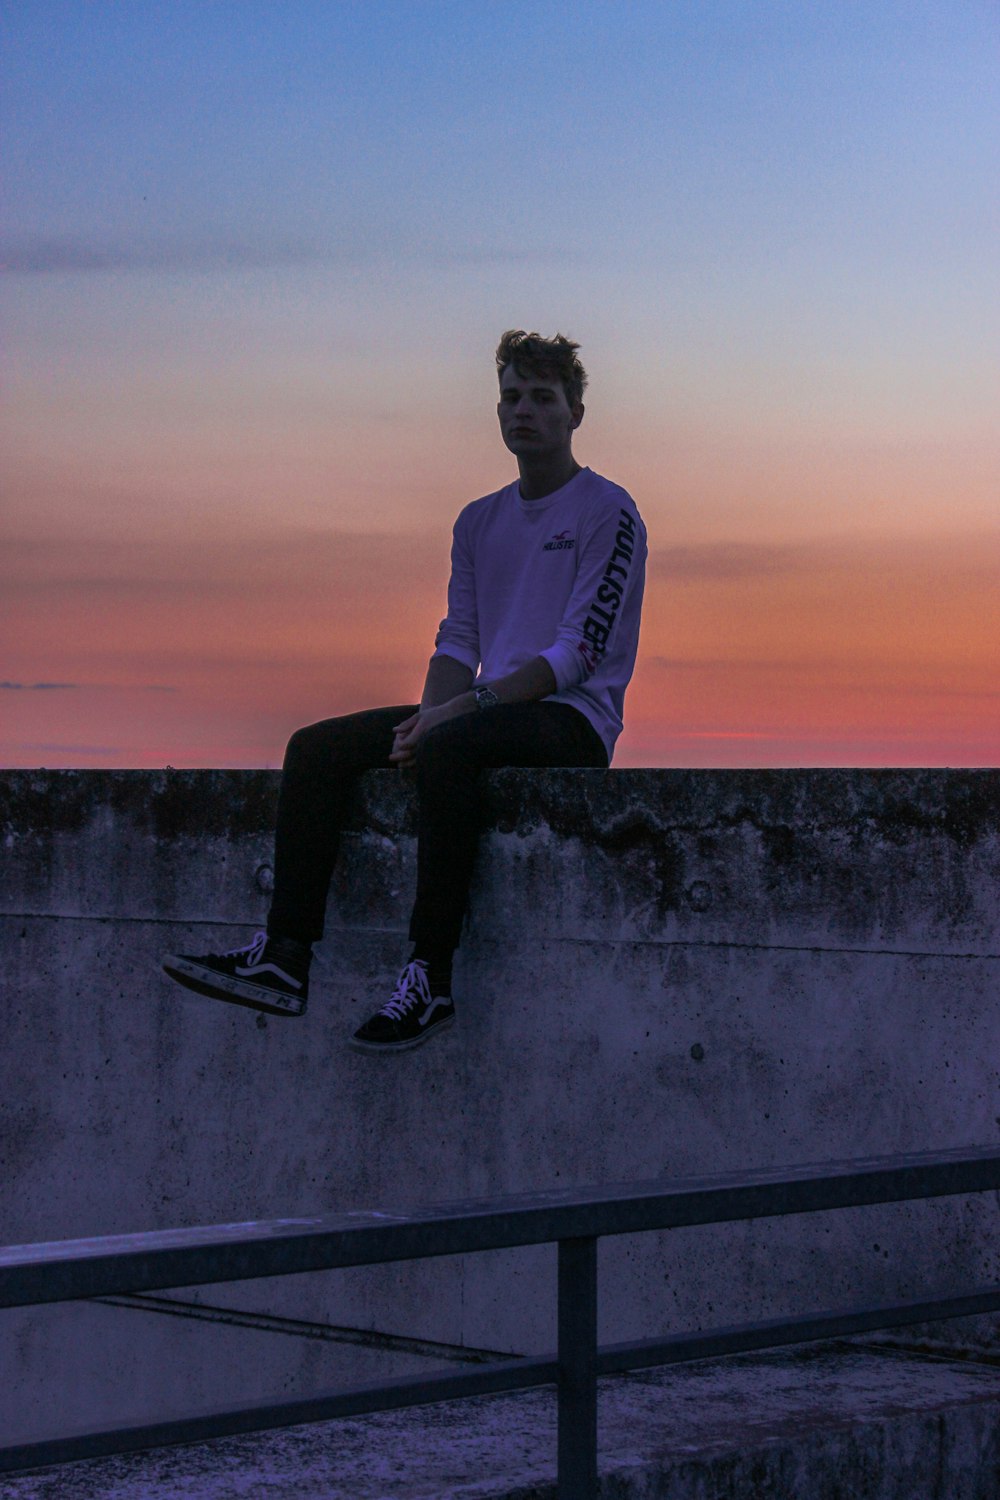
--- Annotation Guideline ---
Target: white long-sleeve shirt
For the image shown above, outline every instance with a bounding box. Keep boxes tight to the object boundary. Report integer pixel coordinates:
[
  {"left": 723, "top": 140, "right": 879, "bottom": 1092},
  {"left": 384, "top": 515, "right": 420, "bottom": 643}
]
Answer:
[{"left": 430, "top": 466, "right": 647, "bottom": 766}]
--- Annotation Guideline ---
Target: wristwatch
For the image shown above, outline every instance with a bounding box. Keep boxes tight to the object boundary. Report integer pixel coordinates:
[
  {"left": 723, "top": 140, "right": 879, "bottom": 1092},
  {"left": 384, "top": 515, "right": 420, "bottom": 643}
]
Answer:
[{"left": 474, "top": 686, "right": 500, "bottom": 710}]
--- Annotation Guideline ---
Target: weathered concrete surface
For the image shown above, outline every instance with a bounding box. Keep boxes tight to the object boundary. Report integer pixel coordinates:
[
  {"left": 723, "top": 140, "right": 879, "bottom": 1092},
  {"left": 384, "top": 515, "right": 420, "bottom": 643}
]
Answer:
[
  {"left": 2, "top": 1343, "right": 999, "bottom": 1498},
  {"left": 1, "top": 769, "right": 999, "bottom": 1458}
]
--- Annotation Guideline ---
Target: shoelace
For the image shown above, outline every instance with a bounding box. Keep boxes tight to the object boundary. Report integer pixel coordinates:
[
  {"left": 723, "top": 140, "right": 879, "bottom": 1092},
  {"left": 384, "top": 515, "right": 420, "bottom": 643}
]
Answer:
[
  {"left": 225, "top": 930, "right": 268, "bottom": 964},
  {"left": 377, "top": 960, "right": 433, "bottom": 1020}
]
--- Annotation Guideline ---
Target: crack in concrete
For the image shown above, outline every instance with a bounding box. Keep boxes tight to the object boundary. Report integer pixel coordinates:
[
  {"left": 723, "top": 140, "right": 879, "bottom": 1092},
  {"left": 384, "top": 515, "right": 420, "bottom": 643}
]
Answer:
[
  {"left": 89, "top": 1292, "right": 525, "bottom": 1366},
  {"left": 5, "top": 912, "right": 1000, "bottom": 962}
]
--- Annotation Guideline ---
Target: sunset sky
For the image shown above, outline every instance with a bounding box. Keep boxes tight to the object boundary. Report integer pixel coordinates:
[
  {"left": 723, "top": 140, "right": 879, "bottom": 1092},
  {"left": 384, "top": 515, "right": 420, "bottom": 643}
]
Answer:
[{"left": 2, "top": 1, "right": 997, "bottom": 769}]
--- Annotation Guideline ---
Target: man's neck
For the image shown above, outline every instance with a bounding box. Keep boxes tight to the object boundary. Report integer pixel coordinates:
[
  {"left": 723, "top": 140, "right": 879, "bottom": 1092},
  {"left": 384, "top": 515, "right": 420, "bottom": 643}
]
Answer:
[{"left": 517, "top": 454, "right": 582, "bottom": 502}]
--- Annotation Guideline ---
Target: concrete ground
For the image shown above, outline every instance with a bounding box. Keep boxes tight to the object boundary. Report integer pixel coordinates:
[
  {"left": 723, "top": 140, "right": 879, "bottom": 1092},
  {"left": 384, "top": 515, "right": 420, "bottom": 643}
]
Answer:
[
  {"left": 2, "top": 1341, "right": 999, "bottom": 1499},
  {"left": 4, "top": 772, "right": 999, "bottom": 1495}
]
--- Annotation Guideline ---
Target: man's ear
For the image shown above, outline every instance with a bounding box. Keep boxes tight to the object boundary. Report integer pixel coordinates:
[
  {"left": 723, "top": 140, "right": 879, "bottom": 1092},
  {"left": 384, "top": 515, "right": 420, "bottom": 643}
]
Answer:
[{"left": 571, "top": 401, "right": 585, "bottom": 430}]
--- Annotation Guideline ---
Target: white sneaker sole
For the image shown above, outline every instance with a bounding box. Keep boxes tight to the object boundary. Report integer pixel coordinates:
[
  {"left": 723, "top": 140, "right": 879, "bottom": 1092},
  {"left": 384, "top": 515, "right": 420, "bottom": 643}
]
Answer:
[
  {"left": 161, "top": 955, "right": 307, "bottom": 1017},
  {"left": 348, "top": 1011, "right": 456, "bottom": 1052}
]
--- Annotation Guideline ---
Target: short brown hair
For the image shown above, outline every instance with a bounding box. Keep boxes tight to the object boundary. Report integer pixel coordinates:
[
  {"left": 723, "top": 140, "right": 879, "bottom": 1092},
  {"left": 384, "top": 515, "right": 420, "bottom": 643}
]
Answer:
[{"left": 495, "top": 329, "right": 588, "bottom": 411}]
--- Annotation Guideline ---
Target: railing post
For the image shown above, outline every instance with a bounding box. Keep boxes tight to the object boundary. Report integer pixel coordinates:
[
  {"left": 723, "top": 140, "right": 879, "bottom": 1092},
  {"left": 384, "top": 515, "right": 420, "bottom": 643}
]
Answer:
[{"left": 558, "top": 1235, "right": 598, "bottom": 1499}]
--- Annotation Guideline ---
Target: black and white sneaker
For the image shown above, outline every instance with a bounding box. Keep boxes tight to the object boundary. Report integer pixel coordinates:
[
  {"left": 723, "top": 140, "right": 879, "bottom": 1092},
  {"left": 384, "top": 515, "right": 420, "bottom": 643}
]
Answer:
[
  {"left": 349, "top": 959, "right": 455, "bottom": 1052},
  {"left": 161, "top": 930, "right": 309, "bottom": 1017}
]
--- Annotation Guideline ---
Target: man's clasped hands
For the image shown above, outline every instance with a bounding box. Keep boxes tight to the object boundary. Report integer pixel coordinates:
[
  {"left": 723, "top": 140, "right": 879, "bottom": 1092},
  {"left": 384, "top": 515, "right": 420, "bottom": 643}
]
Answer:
[{"left": 389, "top": 700, "right": 464, "bottom": 770}]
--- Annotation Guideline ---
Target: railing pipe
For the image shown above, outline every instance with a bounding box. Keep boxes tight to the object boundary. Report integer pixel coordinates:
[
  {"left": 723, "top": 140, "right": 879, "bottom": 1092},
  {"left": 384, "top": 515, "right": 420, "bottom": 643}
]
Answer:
[
  {"left": 2, "top": 1146, "right": 1000, "bottom": 1492},
  {"left": 558, "top": 1236, "right": 598, "bottom": 1499}
]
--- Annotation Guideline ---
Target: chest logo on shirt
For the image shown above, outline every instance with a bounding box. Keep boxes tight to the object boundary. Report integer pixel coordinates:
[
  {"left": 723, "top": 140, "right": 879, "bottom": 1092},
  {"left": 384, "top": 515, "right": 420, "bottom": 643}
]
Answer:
[{"left": 544, "top": 530, "right": 575, "bottom": 551}]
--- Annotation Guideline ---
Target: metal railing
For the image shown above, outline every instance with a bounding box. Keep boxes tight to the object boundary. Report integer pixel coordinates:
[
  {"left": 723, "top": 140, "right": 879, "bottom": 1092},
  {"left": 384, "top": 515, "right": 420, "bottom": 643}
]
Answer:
[{"left": 3, "top": 1145, "right": 1000, "bottom": 1496}]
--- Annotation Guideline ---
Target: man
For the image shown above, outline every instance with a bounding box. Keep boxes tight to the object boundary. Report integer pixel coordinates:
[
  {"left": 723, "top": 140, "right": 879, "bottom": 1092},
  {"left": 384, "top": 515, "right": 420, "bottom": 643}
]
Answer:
[{"left": 161, "top": 330, "right": 647, "bottom": 1052}]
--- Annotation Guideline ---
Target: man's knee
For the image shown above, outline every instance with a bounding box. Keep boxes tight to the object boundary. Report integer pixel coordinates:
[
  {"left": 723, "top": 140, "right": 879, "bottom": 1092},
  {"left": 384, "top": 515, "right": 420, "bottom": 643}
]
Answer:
[{"left": 283, "top": 723, "right": 324, "bottom": 769}]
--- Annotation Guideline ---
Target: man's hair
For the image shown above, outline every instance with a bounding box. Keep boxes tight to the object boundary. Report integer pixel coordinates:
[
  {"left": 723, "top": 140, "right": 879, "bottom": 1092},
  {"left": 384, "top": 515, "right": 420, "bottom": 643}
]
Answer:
[{"left": 495, "top": 329, "right": 588, "bottom": 411}]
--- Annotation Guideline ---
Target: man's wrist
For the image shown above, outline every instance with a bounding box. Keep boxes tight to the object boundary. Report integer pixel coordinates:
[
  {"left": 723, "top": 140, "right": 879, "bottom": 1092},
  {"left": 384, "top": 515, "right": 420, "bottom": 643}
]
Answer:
[{"left": 443, "top": 659, "right": 557, "bottom": 716}]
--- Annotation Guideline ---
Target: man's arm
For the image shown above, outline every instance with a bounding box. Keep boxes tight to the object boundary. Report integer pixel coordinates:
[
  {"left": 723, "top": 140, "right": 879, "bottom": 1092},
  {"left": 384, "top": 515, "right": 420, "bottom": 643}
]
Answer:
[
  {"left": 420, "top": 655, "right": 475, "bottom": 710},
  {"left": 450, "top": 654, "right": 557, "bottom": 714}
]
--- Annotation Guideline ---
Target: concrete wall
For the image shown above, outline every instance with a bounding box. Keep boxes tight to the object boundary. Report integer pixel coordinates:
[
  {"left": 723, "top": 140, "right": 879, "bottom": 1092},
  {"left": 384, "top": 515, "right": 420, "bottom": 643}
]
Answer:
[{"left": 2, "top": 767, "right": 999, "bottom": 1447}]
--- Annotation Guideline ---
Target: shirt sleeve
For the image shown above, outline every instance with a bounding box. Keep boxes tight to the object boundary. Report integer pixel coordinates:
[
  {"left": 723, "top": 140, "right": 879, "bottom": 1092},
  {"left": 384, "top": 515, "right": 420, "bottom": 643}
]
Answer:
[
  {"left": 430, "top": 509, "right": 481, "bottom": 675},
  {"left": 538, "top": 498, "right": 643, "bottom": 693}
]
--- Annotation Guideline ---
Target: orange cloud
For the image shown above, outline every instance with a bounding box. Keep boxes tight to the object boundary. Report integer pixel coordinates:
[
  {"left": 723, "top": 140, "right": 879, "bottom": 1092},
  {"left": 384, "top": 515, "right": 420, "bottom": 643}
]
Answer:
[{"left": 3, "top": 466, "right": 997, "bottom": 768}]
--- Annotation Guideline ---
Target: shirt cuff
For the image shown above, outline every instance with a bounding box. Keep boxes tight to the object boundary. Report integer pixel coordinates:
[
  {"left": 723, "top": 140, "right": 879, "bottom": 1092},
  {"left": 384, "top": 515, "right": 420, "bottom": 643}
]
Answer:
[
  {"left": 431, "top": 646, "right": 480, "bottom": 675},
  {"left": 539, "top": 643, "right": 585, "bottom": 694}
]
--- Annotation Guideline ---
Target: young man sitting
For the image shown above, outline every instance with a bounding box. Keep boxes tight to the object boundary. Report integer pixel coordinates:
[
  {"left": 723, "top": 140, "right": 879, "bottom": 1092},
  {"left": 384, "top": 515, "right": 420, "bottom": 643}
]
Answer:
[{"left": 161, "top": 329, "right": 647, "bottom": 1052}]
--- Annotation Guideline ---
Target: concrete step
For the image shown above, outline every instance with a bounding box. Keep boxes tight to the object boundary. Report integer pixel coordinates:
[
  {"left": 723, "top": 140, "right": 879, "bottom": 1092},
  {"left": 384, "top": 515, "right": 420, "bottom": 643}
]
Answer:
[{"left": 2, "top": 1341, "right": 999, "bottom": 1498}]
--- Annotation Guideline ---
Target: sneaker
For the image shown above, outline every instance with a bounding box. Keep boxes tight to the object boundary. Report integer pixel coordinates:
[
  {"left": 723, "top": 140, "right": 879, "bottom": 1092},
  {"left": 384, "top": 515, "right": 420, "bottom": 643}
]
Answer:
[
  {"left": 349, "top": 959, "right": 455, "bottom": 1053},
  {"left": 161, "top": 930, "right": 309, "bottom": 1017}
]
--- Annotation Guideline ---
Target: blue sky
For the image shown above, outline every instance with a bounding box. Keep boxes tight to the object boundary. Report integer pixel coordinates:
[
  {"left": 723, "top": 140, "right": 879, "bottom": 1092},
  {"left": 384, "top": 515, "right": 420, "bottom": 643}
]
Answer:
[
  {"left": 2, "top": 1, "right": 997, "bottom": 767},
  {"left": 7, "top": 3, "right": 995, "bottom": 280},
  {"left": 6, "top": 3, "right": 996, "bottom": 449}
]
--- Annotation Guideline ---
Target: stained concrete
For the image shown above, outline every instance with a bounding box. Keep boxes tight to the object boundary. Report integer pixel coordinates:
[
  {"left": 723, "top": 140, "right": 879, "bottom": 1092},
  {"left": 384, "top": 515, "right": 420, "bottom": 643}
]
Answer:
[
  {"left": 1, "top": 768, "right": 999, "bottom": 1483},
  {"left": 2, "top": 1343, "right": 999, "bottom": 1498}
]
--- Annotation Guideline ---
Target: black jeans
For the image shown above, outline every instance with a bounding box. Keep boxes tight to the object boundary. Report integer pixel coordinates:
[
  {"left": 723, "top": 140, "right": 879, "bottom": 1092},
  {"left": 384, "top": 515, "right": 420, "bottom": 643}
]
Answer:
[{"left": 266, "top": 700, "right": 609, "bottom": 957}]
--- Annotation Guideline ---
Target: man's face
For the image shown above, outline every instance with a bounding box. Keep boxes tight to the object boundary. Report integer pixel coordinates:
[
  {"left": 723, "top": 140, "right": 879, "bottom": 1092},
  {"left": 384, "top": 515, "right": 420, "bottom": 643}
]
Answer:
[{"left": 497, "top": 363, "right": 583, "bottom": 460}]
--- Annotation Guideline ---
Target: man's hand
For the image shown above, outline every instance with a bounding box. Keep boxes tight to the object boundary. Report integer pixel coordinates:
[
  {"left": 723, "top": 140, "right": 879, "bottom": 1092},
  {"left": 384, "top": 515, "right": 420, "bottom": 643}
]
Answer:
[
  {"left": 390, "top": 725, "right": 417, "bottom": 769},
  {"left": 389, "top": 702, "right": 455, "bottom": 769}
]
